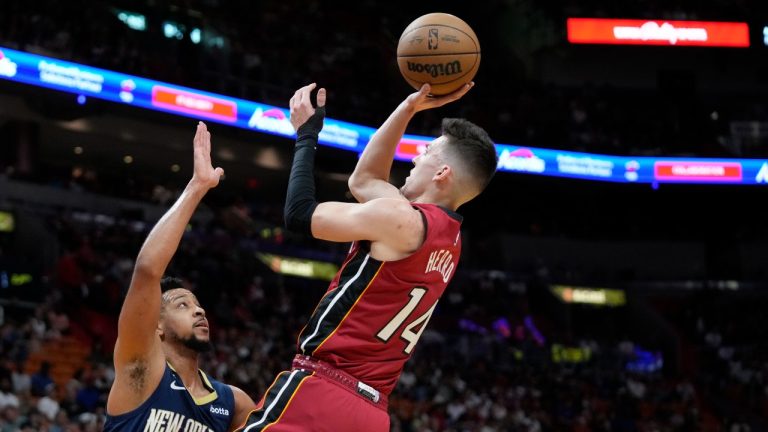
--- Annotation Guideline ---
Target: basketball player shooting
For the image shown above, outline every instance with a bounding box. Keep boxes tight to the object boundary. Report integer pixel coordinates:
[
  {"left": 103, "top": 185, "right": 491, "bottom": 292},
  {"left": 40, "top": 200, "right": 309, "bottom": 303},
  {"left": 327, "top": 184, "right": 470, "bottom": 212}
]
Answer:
[
  {"left": 235, "top": 83, "right": 497, "bottom": 432},
  {"left": 105, "top": 123, "right": 255, "bottom": 432}
]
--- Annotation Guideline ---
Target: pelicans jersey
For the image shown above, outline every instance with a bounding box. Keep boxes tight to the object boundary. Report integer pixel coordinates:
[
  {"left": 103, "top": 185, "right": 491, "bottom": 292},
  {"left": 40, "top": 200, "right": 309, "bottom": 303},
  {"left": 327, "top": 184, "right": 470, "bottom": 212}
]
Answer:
[
  {"left": 297, "top": 203, "right": 462, "bottom": 394},
  {"left": 236, "top": 203, "right": 462, "bottom": 432},
  {"left": 105, "top": 364, "right": 235, "bottom": 432}
]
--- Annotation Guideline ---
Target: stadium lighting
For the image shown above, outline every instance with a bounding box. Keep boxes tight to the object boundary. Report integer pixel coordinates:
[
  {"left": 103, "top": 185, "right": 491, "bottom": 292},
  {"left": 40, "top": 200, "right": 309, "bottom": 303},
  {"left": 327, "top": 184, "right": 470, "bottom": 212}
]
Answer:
[
  {"left": 116, "top": 11, "right": 147, "bottom": 31},
  {"left": 163, "top": 21, "right": 184, "bottom": 40},
  {"left": 190, "top": 28, "right": 202, "bottom": 44}
]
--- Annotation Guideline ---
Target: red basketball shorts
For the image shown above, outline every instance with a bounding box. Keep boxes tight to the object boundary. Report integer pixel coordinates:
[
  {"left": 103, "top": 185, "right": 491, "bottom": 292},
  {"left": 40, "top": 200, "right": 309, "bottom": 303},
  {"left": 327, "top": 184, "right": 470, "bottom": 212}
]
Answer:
[{"left": 235, "top": 356, "right": 390, "bottom": 432}]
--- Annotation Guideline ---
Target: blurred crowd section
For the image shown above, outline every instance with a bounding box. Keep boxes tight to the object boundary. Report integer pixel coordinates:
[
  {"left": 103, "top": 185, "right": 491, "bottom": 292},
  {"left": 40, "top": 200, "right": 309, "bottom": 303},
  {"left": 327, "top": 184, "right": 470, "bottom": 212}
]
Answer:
[{"left": 1, "top": 203, "right": 766, "bottom": 431}]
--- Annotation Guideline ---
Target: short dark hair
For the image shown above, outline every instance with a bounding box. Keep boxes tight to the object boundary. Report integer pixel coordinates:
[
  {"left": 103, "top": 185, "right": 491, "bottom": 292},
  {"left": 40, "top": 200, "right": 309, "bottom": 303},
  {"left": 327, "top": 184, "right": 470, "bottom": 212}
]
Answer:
[
  {"left": 160, "top": 277, "right": 184, "bottom": 292},
  {"left": 160, "top": 277, "right": 185, "bottom": 312},
  {"left": 441, "top": 118, "right": 497, "bottom": 193}
]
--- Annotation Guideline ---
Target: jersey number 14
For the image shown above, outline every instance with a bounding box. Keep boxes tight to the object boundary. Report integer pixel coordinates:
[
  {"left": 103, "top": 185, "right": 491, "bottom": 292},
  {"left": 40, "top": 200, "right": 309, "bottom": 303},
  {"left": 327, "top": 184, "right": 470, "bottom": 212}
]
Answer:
[{"left": 376, "top": 287, "right": 437, "bottom": 354}]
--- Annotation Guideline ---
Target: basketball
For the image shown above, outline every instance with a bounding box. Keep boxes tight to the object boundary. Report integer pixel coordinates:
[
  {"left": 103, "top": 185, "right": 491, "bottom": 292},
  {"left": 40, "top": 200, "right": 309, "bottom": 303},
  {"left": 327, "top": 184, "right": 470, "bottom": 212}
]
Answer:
[{"left": 397, "top": 13, "right": 480, "bottom": 96}]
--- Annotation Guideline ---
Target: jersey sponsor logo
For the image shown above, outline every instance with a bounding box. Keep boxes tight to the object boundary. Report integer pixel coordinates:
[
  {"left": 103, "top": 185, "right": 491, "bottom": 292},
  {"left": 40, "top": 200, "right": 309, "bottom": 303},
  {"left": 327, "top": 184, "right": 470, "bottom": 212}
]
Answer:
[
  {"left": 143, "top": 408, "right": 214, "bottom": 432},
  {"left": 169, "top": 381, "right": 186, "bottom": 391},
  {"left": 209, "top": 406, "right": 230, "bottom": 416},
  {"left": 425, "top": 249, "right": 455, "bottom": 283}
]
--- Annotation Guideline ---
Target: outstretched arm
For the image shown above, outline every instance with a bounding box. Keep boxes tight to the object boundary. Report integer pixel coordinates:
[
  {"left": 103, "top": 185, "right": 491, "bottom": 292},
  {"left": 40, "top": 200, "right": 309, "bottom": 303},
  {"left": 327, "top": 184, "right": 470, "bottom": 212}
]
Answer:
[
  {"left": 108, "top": 122, "right": 224, "bottom": 414},
  {"left": 283, "top": 84, "right": 423, "bottom": 259},
  {"left": 347, "top": 82, "right": 474, "bottom": 203}
]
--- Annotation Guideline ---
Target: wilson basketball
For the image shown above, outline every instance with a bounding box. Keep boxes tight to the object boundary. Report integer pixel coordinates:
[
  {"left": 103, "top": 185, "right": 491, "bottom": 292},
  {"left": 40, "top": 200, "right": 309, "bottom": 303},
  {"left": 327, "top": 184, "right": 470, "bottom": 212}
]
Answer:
[{"left": 397, "top": 13, "right": 480, "bottom": 95}]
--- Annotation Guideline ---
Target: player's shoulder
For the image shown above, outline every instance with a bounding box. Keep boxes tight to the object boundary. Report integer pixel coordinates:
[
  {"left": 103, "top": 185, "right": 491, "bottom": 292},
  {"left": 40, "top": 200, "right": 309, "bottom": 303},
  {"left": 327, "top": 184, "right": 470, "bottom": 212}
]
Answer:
[
  {"left": 363, "top": 197, "right": 421, "bottom": 221},
  {"left": 228, "top": 384, "right": 253, "bottom": 405},
  {"left": 366, "top": 196, "right": 412, "bottom": 209}
]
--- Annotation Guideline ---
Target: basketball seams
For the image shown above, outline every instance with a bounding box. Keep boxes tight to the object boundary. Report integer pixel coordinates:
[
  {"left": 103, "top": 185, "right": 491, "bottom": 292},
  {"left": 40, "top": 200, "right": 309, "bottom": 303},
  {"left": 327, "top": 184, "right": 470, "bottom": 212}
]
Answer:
[
  {"left": 397, "top": 23, "right": 480, "bottom": 55},
  {"left": 397, "top": 51, "right": 479, "bottom": 58}
]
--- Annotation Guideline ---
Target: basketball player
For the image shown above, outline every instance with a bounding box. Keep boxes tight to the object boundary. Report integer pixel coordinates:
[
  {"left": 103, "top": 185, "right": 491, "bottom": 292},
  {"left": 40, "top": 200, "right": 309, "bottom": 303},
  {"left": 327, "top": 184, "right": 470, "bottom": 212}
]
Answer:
[
  {"left": 105, "top": 122, "right": 255, "bottom": 431},
  {"left": 235, "top": 82, "right": 496, "bottom": 432}
]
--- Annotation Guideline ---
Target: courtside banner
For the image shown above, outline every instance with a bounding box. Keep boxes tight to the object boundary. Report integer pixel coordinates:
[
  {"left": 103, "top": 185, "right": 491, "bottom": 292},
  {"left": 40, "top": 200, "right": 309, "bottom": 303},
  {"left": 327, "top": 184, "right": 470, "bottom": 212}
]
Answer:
[
  {"left": 494, "top": 145, "right": 768, "bottom": 184},
  {"left": 567, "top": 18, "right": 750, "bottom": 47},
  {"left": 2, "top": 45, "right": 768, "bottom": 184},
  {"left": 0, "top": 46, "right": 372, "bottom": 153}
]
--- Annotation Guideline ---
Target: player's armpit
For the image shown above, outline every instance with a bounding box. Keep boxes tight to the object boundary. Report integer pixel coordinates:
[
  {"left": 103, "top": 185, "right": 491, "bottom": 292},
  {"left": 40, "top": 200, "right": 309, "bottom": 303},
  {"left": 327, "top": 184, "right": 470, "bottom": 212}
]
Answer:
[
  {"left": 107, "top": 334, "right": 165, "bottom": 415},
  {"left": 311, "top": 198, "right": 423, "bottom": 254}
]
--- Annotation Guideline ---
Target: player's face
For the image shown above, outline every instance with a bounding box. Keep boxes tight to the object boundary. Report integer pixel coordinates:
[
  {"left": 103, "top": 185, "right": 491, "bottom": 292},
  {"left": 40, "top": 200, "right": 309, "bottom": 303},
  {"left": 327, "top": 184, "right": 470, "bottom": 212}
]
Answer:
[
  {"left": 400, "top": 137, "right": 448, "bottom": 200},
  {"left": 159, "top": 289, "right": 211, "bottom": 352}
]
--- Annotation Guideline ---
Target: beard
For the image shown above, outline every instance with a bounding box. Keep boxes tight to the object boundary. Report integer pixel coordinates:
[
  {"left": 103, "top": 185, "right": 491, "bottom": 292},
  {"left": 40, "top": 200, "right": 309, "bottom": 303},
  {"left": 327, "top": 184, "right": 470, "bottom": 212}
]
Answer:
[
  {"left": 166, "top": 330, "right": 213, "bottom": 353},
  {"left": 181, "top": 335, "right": 213, "bottom": 353}
]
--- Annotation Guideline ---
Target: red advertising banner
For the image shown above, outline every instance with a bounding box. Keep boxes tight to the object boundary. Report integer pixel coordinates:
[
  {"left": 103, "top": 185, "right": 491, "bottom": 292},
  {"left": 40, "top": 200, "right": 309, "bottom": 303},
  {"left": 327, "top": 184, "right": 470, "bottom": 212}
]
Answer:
[
  {"left": 654, "top": 161, "right": 743, "bottom": 182},
  {"left": 152, "top": 85, "right": 238, "bottom": 122},
  {"left": 567, "top": 18, "right": 750, "bottom": 47}
]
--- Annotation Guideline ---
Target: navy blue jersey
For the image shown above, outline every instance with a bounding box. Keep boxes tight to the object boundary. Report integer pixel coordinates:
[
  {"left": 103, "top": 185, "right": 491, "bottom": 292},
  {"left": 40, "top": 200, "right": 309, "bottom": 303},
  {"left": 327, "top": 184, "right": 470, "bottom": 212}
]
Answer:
[{"left": 105, "top": 363, "right": 235, "bottom": 432}]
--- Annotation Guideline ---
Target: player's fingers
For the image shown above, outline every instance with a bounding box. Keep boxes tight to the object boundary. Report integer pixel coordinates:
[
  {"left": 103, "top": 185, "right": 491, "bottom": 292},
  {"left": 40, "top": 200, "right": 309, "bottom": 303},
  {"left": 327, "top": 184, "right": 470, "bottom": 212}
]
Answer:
[
  {"left": 202, "top": 131, "right": 212, "bottom": 161},
  {"left": 292, "top": 89, "right": 302, "bottom": 107},
  {"left": 194, "top": 122, "right": 203, "bottom": 145},
  {"left": 298, "top": 83, "right": 316, "bottom": 106},
  {"left": 317, "top": 88, "right": 326, "bottom": 107},
  {"left": 428, "top": 82, "right": 473, "bottom": 108},
  {"left": 420, "top": 83, "right": 431, "bottom": 98},
  {"left": 451, "top": 82, "right": 474, "bottom": 99}
]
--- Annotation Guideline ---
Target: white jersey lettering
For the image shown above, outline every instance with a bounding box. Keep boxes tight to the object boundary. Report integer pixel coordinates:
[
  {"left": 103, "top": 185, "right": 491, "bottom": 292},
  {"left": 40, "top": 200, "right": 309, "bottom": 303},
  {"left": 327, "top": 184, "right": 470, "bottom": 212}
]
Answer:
[{"left": 425, "top": 249, "right": 455, "bottom": 283}]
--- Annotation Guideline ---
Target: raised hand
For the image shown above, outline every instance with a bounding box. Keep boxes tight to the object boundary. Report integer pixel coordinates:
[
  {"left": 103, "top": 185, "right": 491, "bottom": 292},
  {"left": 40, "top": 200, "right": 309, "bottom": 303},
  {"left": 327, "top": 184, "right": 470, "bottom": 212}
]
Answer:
[
  {"left": 289, "top": 83, "right": 327, "bottom": 132},
  {"left": 191, "top": 122, "right": 225, "bottom": 190},
  {"left": 404, "top": 82, "right": 474, "bottom": 113}
]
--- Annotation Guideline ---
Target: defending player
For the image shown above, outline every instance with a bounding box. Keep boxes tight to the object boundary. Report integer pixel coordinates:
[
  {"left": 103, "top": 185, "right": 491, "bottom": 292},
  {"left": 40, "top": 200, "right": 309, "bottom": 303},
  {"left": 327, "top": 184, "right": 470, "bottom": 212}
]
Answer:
[{"left": 105, "top": 122, "right": 255, "bottom": 432}]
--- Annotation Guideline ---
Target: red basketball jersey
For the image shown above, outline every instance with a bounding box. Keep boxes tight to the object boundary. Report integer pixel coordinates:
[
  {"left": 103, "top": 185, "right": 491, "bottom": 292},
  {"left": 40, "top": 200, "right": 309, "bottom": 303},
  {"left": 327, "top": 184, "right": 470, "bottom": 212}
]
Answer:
[{"left": 296, "top": 203, "right": 462, "bottom": 395}]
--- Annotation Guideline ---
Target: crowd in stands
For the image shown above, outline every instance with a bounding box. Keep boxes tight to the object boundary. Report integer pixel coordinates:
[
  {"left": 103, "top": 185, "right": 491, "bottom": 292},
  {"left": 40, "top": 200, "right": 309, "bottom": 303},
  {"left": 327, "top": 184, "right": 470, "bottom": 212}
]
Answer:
[
  {"left": 3, "top": 0, "right": 768, "bottom": 159},
  {"left": 1, "top": 205, "right": 767, "bottom": 431}
]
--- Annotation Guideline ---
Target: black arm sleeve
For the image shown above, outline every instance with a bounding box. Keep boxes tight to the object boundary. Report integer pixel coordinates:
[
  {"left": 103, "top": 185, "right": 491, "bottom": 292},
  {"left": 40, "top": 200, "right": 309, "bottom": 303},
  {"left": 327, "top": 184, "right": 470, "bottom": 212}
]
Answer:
[{"left": 284, "top": 107, "right": 325, "bottom": 236}]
